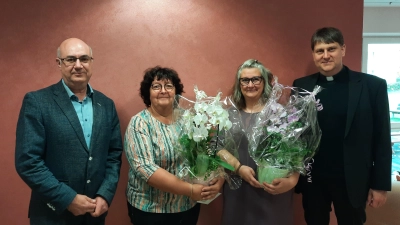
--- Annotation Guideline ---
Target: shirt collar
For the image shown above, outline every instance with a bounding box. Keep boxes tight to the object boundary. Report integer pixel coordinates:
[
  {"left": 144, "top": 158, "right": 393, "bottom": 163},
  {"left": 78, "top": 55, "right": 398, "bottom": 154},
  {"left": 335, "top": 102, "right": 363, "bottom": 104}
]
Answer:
[
  {"left": 318, "top": 65, "right": 349, "bottom": 83},
  {"left": 61, "top": 79, "right": 93, "bottom": 99}
]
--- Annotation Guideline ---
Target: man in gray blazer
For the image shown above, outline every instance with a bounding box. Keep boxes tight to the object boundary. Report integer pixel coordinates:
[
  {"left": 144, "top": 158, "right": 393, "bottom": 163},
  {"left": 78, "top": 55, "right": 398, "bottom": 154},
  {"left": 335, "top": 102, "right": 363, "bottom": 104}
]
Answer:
[{"left": 15, "top": 38, "right": 123, "bottom": 225}]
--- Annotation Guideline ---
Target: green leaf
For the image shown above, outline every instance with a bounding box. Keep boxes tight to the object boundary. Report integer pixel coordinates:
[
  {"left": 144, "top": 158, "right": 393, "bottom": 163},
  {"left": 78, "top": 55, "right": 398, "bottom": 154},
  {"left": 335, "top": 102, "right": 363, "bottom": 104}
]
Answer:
[
  {"left": 210, "top": 156, "right": 235, "bottom": 171},
  {"left": 196, "top": 153, "right": 210, "bottom": 176}
]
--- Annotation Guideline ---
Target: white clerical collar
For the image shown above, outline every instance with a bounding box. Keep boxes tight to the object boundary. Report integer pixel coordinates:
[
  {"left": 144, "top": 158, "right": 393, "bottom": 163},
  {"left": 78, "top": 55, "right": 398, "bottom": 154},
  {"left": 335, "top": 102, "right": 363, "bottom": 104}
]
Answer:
[{"left": 326, "top": 76, "right": 334, "bottom": 81}]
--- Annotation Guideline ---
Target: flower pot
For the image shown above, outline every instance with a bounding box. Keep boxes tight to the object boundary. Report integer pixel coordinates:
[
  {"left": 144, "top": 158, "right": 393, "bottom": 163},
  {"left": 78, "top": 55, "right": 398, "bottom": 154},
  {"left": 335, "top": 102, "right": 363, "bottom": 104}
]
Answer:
[{"left": 257, "top": 165, "right": 289, "bottom": 184}]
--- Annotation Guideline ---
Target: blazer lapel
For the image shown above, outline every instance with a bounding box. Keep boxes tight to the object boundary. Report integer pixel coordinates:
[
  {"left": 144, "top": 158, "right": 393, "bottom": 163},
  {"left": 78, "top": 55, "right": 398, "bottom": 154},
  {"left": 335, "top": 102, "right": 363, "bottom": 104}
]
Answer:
[
  {"left": 303, "top": 74, "right": 319, "bottom": 92},
  {"left": 52, "top": 81, "right": 89, "bottom": 152},
  {"left": 344, "top": 71, "right": 362, "bottom": 138},
  {"left": 90, "top": 93, "right": 103, "bottom": 152}
]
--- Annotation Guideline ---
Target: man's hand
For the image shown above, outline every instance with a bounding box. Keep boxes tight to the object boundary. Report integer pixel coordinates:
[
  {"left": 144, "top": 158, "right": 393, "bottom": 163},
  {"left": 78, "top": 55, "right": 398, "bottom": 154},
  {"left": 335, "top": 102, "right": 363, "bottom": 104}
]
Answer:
[
  {"left": 201, "top": 177, "right": 225, "bottom": 199},
  {"left": 90, "top": 196, "right": 109, "bottom": 217},
  {"left": 67, "top": 194, "right": 96, "bottom": 216},
  {"left": 238, "top": 165, "right": 262, "bottom": 188},
  {"left": 366, "top": 189, "right": 387, "bottom": 208},
  {"left": 262, "top": 173, "right": 299, "bottom": 195}
]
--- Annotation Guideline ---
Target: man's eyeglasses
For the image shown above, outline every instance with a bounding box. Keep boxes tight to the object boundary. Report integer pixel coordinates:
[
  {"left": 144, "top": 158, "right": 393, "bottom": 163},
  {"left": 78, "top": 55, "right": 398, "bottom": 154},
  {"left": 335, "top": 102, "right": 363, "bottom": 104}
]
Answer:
[
  {"left": 151, "top": 83, "right": 175, "bottom": 91},
  {"left": 58, "top": 56, "right": 94, "bottom": 66},
  {"left": 239, "top": 76, "right": 263, "bottom": 86}
]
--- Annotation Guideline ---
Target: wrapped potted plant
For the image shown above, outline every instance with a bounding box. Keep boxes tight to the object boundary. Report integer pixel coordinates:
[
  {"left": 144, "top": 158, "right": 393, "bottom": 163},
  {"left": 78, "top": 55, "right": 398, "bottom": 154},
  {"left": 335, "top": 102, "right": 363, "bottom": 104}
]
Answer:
[
  {"left": 175, "top": 86, "right": 237, "bottom": 187},
  {"left": 248, "top": 83, "right": 323, "bottom": 183}
]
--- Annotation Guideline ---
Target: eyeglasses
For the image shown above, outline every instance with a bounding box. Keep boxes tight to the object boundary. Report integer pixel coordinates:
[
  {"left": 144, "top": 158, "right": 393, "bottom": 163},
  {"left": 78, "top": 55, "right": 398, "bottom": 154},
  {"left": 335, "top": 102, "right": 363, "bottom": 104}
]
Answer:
[
  {"left": 151, "top": 83, "right": 175, "bottom": 91},
  {"left": 58, "top": 55, "right": 94, "bottom": 66},
  {"left": 239, "top": 76, "right": 263, "bottom": 86}
]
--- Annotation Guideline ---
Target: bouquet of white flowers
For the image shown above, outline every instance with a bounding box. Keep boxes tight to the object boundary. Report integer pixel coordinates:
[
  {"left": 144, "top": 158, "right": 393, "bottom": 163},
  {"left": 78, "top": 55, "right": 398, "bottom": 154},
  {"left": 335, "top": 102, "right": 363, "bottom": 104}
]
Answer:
[
  {"left": 248, "top": 82, "right": 323, "bottom": 184},
  {"left": 174, "top": 86, "right": 242, "bottom": 190}
]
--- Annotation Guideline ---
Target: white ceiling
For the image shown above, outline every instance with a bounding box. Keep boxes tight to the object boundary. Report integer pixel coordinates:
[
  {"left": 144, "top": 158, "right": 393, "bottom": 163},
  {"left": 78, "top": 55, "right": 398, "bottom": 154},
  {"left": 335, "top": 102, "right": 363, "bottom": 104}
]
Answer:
[{"left": 365, "top": 0, "right": 400, "bottom": 7}]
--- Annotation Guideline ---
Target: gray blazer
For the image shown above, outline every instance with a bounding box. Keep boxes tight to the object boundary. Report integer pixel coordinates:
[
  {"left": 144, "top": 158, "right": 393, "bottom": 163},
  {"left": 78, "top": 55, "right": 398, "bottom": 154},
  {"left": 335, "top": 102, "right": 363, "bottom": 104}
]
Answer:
[{"left": 15, "top": 80, "right": 123, "bottom": 224}]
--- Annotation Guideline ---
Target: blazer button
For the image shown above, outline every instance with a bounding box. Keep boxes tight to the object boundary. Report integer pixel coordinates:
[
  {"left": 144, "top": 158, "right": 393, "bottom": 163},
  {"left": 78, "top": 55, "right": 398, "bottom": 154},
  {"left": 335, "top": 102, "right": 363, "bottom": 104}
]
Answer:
[
  {"left": 89, "top": 156, "right": 93, "bottom": 161},
  {"left": 87, "top": 180, "right": 91, "bottom": 184}
]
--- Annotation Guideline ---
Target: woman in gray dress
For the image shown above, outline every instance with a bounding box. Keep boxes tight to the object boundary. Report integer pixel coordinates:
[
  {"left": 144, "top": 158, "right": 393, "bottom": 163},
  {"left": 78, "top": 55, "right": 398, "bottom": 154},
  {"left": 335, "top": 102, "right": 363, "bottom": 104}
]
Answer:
[{"left": 221, "top": 59, "right": 299, "bottom": 225}]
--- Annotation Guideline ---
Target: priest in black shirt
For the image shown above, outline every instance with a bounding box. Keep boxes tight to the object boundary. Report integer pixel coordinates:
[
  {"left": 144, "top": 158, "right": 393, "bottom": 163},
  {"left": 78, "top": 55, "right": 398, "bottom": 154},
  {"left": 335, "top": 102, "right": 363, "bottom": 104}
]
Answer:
[{"left": 293, "top": 27, "right": 392, "bottom": 225}]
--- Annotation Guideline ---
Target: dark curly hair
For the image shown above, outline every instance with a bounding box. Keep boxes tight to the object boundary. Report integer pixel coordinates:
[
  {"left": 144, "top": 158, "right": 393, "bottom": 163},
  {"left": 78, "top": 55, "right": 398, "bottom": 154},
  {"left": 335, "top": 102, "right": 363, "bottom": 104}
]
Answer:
[{"left": 140, "top": 66, "right": 184, "bottom": 107}]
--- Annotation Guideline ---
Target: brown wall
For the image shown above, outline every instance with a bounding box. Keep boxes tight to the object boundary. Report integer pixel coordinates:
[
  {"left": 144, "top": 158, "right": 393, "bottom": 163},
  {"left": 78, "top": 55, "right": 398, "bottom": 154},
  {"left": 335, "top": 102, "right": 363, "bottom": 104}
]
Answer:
[{"left": 0, "top": 0, "right": 363, "bottom": 224}]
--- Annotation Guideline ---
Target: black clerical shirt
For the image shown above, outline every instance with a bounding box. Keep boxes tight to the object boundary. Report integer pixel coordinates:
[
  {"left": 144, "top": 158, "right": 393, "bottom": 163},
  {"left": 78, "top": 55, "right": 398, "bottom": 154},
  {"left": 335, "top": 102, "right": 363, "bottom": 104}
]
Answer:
[{"left": 313, "top": 66, "right": 349, "bottom": 178}]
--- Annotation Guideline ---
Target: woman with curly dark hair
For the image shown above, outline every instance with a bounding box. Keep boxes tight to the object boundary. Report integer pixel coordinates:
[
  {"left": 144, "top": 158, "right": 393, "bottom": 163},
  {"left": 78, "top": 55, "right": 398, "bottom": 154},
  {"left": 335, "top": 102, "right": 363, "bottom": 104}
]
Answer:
[{"left": 124, "top": 66, "right": 223, "bottom": 225}]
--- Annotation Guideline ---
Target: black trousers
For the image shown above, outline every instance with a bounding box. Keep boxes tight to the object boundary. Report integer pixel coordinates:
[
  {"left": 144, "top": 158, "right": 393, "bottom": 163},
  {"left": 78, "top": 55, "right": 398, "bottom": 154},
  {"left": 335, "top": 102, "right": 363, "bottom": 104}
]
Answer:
[
  {"left": 127, "top": 202, "right": 200, "bottom": 225},
  {"left": 299, "top": 175, "right": 366, "bottom": 225}
]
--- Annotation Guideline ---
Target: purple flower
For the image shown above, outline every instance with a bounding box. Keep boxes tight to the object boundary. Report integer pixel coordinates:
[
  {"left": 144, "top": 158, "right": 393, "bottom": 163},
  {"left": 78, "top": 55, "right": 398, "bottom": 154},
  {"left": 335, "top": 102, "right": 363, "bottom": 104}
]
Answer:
[{"left": 287, "top": 114, "right": 299, "bottom": 123}]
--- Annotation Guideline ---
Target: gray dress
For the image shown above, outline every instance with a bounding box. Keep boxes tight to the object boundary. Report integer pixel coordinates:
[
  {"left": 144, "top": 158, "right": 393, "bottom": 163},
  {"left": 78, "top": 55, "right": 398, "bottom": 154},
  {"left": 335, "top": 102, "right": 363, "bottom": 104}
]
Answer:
[{"left": 221, "top": 111, "right": 294, "bottom": 225}]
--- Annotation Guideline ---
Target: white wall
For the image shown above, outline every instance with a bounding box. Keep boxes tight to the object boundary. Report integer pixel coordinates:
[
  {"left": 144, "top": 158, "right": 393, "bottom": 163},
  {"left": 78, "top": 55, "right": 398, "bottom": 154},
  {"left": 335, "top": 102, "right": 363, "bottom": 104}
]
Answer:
[
  {"left": 363, "top": 7, "right": 400, "bottom": 34},
  {"left": 363, "top": 7, "right": 400, "bottom": 129}
]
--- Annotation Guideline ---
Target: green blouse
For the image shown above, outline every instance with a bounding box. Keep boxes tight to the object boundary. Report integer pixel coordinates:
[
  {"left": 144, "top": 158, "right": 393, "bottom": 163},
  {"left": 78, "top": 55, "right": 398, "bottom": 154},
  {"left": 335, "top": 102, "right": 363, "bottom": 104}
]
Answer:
[{"left": 124, "top": 109, "right": 196, "bottom": 213}]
